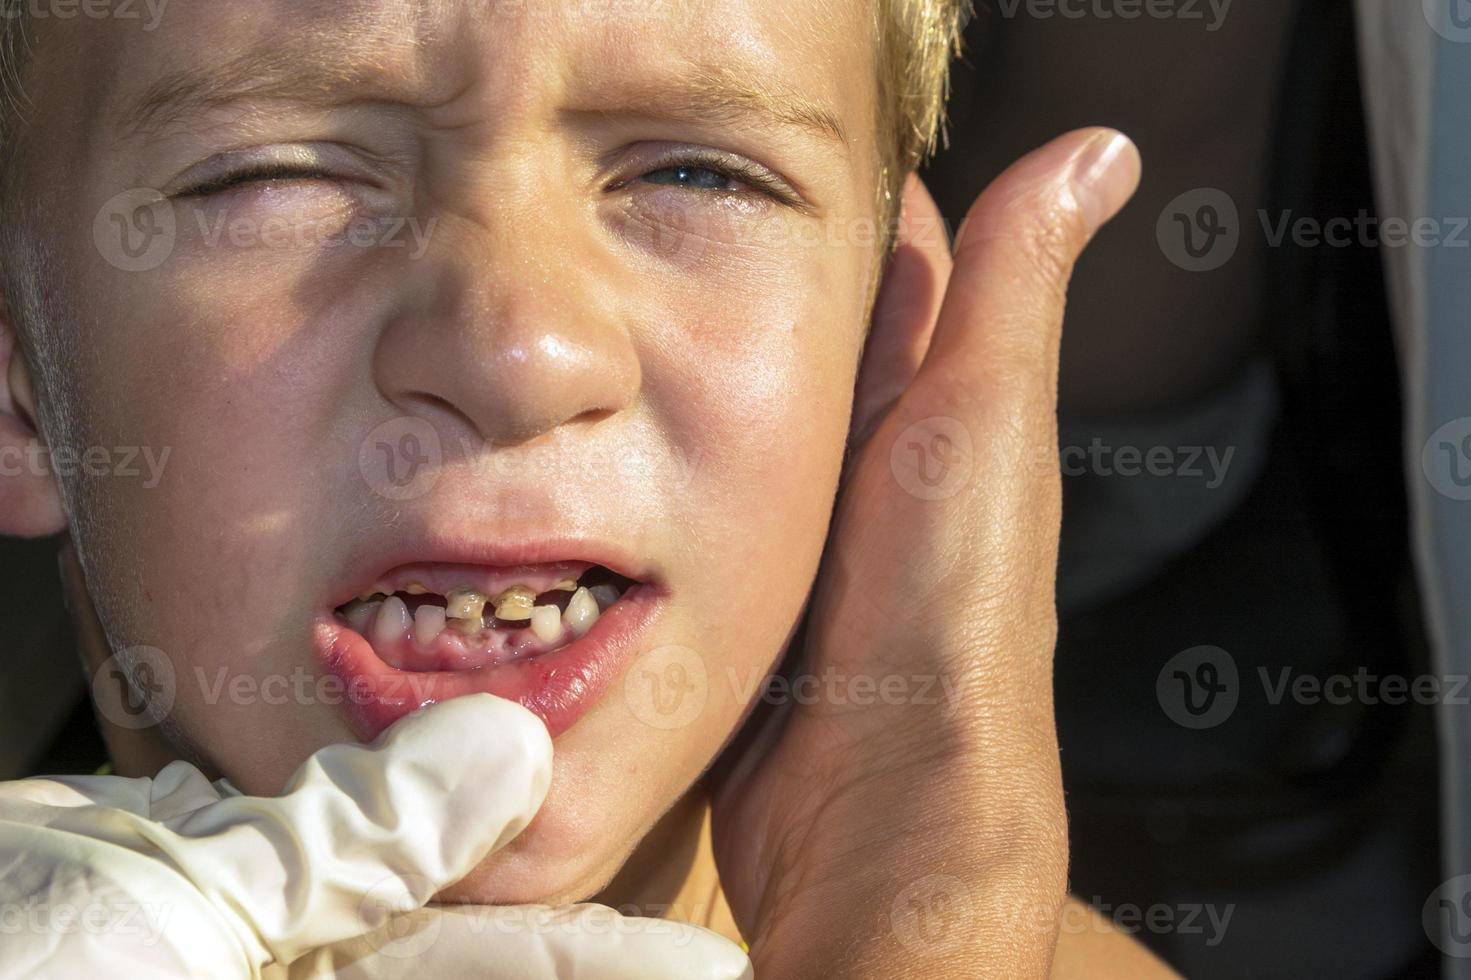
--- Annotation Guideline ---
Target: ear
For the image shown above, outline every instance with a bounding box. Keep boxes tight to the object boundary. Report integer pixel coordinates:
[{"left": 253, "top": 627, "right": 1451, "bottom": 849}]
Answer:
[{"left": 0, "top": 300, "right": 67, "bottom": 537}]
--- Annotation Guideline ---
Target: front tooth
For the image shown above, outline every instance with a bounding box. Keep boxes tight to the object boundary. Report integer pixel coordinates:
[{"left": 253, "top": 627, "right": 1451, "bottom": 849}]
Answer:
[
  {"left": 405, "top": 583, "right": 428, "bottom": 595},
  {"left": 372, "top": 595, "right": 411, "bottom": 648},
  {"left": 530, "top": 605, "right": 564, "bottom": 644},
  {"left": 588, "top": 584, "right": 620, "bottom": 610},
  {"left": 564, "top": 587, "right": 600, "bottom": 637},
  {"left": 414, "top": 604, "right": 446, "bottom": 646},
  {"left": 551, "top": 578, "right": 578, "bottom": 592},
  {"left": 445, "top": 587, "right": 487, "bottom": 622},
  {"left": 344, "top": 599, "right": 381, "bottom": 633},
  {"left": 493, "top": 585, "right": 536, "bottom": 621}
]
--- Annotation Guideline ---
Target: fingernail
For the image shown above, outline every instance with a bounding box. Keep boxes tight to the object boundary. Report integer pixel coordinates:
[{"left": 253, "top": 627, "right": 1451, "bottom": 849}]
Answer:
[{"left": 1070, "top": 131, "right": 1140, "bottom": 236}]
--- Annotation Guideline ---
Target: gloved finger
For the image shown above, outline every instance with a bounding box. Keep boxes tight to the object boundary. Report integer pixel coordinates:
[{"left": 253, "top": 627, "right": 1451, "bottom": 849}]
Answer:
[
  {"left": 7, "top": 693, "right": 552, "bottom": 970},
  {"left": 282, "top": 904, "right": 754, "bottom": 980}
]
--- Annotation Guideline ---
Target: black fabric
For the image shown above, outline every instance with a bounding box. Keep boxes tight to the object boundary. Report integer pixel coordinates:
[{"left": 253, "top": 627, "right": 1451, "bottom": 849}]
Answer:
[{"left": 923, "top": 0, "right": 1439, "bottom": 976}]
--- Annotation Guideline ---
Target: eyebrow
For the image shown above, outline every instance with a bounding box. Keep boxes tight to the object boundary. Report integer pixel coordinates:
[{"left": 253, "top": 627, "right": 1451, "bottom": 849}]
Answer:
[
  {"left": 119, "top": 40, "right": 848, "bottom": 149},
  {"left": 565, "top": 63, "right": 850, "bottom": 147}
]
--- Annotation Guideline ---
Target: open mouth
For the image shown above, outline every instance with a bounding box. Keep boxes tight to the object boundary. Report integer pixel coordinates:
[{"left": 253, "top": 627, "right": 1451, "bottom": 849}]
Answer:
[{"left": 333, "top": 562, "right": 640, "bottom": 672}]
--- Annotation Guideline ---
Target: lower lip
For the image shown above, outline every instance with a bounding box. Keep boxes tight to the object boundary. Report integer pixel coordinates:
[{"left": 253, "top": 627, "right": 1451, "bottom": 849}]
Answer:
[{"left": 313, "top": 587, "right": 661, "bottom": 742}]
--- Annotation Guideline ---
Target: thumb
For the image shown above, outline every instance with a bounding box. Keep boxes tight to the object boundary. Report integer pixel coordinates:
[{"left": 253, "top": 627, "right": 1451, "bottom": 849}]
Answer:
[{"left": 160, "top": 693, "right": 552, "bottom": 967}]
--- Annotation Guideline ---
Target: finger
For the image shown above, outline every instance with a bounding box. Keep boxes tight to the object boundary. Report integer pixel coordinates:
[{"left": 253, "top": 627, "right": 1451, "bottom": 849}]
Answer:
[
  {"left": 293, "top": 905, "right": 754, "bottom": 980},
  {"left": 156, "top": 693, "right": 552, "bottom": 966},
  {"left": 851, "top": 174, "right": 954, "bottom": 446},
  {"left": 915, "top": 128, "right": 1139, "bottom": 430}
]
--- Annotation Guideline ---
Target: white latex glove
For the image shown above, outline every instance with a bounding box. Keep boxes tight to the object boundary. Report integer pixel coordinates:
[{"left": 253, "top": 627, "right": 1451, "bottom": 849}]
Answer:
[{"left": 0, "top": 693, "right": 753, "bottom": 980}]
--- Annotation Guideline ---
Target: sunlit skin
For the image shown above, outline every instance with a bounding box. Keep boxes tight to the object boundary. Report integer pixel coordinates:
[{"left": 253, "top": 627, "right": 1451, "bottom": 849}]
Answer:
[
  {"left": 0, "top": 0, "right": 1170, "bottom": 975},
  {"left": 7, "top": 0, "right": 878, "bottom": 908}
]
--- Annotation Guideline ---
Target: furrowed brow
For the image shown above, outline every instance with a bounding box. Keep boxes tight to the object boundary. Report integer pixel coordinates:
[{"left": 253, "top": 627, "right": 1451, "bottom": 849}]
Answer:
[
  {"left": 118, "top": 35, "right": 403, "bottom": 139},
  {"left": 568, "top": 64, "right": 849, "bottom": 147}
]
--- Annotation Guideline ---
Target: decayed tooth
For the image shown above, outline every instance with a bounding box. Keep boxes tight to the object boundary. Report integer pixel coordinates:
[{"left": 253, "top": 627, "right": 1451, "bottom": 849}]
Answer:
[
  {"left": 414, "top": 604, "right": 446, "bottom": 646},
  {"left": 551, "top": 578, "right": 579, "bottom": 592},
  {"left": 564, "top": 587, "right": 600, "bottom": 637},
  {"left": 344, "top": 599, "right": 381, "bottom": 633},
  {"left": 445, "top": 587, "right": 487, "bottom": 622},
  {"left": 493, "top": 585, "right": 536, "bottom": 621},
  {"left": 372, "top": 595, "right": 411, "bottom": 648},
  {"left": 405, "top": 583, "right": 429, "bottom": 595},
  {"left": 530, "top": 605, "right": 564, "bottom": 644},
  {"left": 588, "top": 584, "right": 620, "bottom": 610}
]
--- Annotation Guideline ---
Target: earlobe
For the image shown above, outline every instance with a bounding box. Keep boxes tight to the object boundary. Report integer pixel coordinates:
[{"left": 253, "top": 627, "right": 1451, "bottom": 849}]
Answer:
[{"left": 0, "top": 311, "right": 67, "bottom": 538}]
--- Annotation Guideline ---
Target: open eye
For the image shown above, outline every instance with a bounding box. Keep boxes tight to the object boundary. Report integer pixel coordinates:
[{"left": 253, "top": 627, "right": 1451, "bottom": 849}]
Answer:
[
  {"left": 623, "top": 149, "right": 802, "bottom": 207},
  {"left": 638, "top": 164, "right": 744, "bottom": 192}
]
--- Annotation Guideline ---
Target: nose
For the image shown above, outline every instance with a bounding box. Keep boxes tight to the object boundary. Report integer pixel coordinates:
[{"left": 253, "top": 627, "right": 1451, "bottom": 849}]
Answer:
[{"left": 374, "top": 224, "right": 641, "bottom": 449}]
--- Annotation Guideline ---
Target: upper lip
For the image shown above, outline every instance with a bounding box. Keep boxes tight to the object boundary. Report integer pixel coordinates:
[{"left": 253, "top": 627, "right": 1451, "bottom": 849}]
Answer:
[{"left": 325, "top": 528, "right": 659, "bottom": 611}]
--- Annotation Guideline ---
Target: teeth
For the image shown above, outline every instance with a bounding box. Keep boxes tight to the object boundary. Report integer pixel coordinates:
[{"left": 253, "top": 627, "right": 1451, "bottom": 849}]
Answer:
[
  {"left": 552, "top": 578, "right": 579, "bottom": 592},
  {"left": 344, "top": 599, "right": 381, "bottom": 633},
  {"left": 445, "top": 587, "right": 487, "bottom": 622},
  {"left": 493, "top": 585, "right": 536, "bottom": 621},
  {"left": 564, "top": 587, "right": 600, "bottom": 637},
  {"left": 372, "top": 595, "right": 411, "bottom": 648},
  {"left": 588, "top": 584, "right": 620, "bottom": 610},
  {"left": 530, "top": 605, "right": 564, "bottom": 644},
  {"left": 414, "top": 604, "right": 446, "bottom": 646},
  {"left": 405, "top": 583, "right": 428, "bottom": 595}
]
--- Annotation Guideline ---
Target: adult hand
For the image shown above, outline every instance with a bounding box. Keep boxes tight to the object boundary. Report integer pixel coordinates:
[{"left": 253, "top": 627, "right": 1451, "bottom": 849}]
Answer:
[{"left": 709, "top": 128, "right": 1141, "bottom": 979}]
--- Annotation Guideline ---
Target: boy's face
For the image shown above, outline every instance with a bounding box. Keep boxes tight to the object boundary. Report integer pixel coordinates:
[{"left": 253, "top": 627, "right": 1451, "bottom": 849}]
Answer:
[{"left": 13, "top": 0, "right": 879, "bottom": 903}]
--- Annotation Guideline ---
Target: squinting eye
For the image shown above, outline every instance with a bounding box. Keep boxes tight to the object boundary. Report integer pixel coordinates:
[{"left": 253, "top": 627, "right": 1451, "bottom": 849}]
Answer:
[
  {"left": 639, "top": 165, "right": 740, "bottom": 192},
  {"left": 178, "top": 165, "right": 334, "bottom": 199}
]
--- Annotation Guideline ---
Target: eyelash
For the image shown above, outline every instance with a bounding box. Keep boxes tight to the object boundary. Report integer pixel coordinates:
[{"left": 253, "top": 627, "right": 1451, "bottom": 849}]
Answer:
[{"left": 179, "top": 153, "right": 798, "bottom": 206}]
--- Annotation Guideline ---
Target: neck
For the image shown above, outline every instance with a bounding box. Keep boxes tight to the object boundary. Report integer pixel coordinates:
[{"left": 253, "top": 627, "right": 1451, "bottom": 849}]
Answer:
[{"left": 593, "top": 788, "right": 742, "bottom": 944}]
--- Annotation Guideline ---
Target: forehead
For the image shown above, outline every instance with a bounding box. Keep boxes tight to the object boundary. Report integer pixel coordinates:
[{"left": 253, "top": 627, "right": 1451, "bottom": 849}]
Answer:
[{"left": 27, "top": 0, "right": 874, "bottom": 162}]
